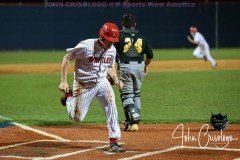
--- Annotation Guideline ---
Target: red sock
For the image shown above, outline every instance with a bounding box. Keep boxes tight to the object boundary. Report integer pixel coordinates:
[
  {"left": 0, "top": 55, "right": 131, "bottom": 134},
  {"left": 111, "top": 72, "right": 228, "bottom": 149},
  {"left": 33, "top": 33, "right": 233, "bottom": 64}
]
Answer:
[{"left": 110, "top": 138, "right": 117, "bottom": 144}]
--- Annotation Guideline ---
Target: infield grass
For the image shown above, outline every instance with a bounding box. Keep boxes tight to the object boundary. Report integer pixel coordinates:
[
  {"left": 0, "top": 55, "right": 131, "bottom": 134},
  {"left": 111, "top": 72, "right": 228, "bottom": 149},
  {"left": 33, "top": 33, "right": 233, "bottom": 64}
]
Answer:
[
  {"left": 0, "top": 70, "right": 239, "bottom": 125},
  {"left": 0, "top": 48, "right": 239, "bottom": 64}
]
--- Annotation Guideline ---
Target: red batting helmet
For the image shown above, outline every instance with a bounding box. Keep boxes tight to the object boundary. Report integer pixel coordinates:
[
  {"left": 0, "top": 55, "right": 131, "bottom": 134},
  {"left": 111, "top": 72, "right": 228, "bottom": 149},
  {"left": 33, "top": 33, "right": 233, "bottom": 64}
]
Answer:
[
  {"left": 99, "top": 22, "right": 119, "bottom": 43},
  {"left": 190, "top": 26, "right": 198, "bottom": 33}
]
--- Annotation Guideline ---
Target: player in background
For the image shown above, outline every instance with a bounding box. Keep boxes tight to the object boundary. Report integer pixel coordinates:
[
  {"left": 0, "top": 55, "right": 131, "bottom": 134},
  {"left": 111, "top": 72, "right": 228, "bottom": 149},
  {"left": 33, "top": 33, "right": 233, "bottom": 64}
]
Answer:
[
  {"left": 115, "top": 14, "right": 153, "bottom": 132},
  {"left": 59, "top": 22, "right": 125, "bottom": 152},
  {"left": 187, "top": 26, "right": 217, "bottom": 68}
]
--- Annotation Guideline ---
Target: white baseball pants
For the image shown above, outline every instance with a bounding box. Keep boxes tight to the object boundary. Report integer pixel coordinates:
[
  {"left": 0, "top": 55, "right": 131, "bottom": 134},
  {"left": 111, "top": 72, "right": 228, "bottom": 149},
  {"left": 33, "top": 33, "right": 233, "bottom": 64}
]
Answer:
[{"left": 66, "top": 78, "right": 121, "bottom": 139}]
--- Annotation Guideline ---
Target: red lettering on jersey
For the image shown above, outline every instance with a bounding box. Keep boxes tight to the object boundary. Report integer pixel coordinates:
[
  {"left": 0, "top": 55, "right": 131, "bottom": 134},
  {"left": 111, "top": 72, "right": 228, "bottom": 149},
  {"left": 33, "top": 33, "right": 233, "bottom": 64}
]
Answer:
[
  {"left": 89, "top": 57, "right": 94, "bottom": 62},
  {"left": 102, "top": 57, "right": 107, "bottom": 63},
  {"left": 106, "top": 57, "right": 111, "bottom": 64},
  {"left": 89, "top": 56, "right": 112, "bottom": 64},
  {"left": 95, "top": 57, "right": 100, "bottom": 63}
]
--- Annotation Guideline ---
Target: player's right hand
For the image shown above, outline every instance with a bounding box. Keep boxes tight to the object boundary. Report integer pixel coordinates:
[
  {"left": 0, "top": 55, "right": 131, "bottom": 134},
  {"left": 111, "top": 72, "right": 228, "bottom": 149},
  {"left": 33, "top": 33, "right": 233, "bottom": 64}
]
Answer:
[
  {"left": 144, "top": 66, "right": 148, "bottom": 75},
  {"left": 187, "top": 36, "right": 192, "bottom": 42},
  {"left": 118, "top": 81, "right": 124, "bottom": 90},
  {"left": 59, "top": 82, "right": 69, "bottom": 92}
]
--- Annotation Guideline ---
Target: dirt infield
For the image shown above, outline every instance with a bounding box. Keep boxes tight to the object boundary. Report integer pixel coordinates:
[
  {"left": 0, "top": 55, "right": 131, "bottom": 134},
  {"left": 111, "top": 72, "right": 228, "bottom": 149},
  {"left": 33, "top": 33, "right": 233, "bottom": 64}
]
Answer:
[
  {"left": 0, "top": 123, "right": 240, "bottom": 159},
  {"left": 0, "top": 59, "right": 240, "bottom": 74},
  {"left": 1, "top": 59, "right": 240, "bottom": 159}
]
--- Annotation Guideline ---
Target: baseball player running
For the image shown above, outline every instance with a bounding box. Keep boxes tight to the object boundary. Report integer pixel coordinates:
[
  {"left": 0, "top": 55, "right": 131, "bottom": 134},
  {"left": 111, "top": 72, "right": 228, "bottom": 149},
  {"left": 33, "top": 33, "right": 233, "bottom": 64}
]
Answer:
[
  {"left": 187, "top": 26, "right": 217, "bottom": 68},
  {"left": 59, "top": 22, "right": 125, "bottom": 152},
  {"left": 115, "top": 14, "right": 153, "bottom": 132}
]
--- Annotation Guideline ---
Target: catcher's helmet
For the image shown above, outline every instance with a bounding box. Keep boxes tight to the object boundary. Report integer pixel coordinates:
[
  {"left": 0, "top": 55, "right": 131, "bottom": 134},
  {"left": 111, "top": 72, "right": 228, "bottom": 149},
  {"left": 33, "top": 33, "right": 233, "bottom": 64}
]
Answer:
[
  {"left": 210, "top": 113, "right": 229, "bottom": 131},
  {"left": 122, "top": 13, "right": 136, "bottom": 29},
  {"left": 99, "top": 22, "right": 119, "bottom": 43},
  {"left": 190, "top": 26, "right": 198, "bottom": 33}
]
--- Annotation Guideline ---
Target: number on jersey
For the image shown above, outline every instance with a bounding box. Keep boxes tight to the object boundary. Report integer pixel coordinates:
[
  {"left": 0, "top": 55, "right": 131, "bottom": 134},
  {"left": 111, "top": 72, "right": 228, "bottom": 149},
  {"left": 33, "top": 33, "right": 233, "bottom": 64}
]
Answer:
[{"left": 123, "top": 38, "right": 143, "bottom": 53}]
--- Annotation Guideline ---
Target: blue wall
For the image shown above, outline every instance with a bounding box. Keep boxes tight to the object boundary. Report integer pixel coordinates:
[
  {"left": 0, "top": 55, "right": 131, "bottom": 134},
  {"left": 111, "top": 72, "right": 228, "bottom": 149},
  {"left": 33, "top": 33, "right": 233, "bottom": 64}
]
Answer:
[{"left": 0, "top": 2, "right": 239, "bottom": 49}]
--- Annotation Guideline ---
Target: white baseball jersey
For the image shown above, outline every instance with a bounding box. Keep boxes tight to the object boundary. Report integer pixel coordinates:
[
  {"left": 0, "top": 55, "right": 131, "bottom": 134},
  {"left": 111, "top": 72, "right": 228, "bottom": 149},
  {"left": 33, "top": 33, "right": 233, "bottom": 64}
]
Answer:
[
  {"left": 192, "top": 32, "right": 217, "bottom": 66},
  {"left": 193, "top": 32, "right": 209, "bottom": 49},
  {"left": 65, "top": 38, "right": 121, "bottom": 139},
  {"left": 66, "top": 38, "right": 116, "bottom": 86}
]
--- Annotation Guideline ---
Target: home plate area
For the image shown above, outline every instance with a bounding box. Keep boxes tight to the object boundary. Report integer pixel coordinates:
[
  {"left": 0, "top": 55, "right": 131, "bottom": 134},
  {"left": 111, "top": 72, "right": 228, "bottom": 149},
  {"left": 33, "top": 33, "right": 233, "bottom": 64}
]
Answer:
[
  {"left": 0, "top": 139, "right": 116, "bottom": 159},
  {"left": 0, "top": 139, "right": 137, "bottom": 160},
  {"left": 0, "top": 123, "right": 240, "bottom": 160}
]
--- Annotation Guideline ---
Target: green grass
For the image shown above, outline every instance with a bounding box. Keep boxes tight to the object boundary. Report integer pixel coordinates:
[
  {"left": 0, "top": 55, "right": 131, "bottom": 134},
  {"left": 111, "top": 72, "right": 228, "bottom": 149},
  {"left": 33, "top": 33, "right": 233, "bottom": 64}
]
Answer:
[
  {"left": 0, "top": 48, "right": 239, "bottom": 64},
  {"left": 0, "top": 70, "right": 239, "bottom": 125}
]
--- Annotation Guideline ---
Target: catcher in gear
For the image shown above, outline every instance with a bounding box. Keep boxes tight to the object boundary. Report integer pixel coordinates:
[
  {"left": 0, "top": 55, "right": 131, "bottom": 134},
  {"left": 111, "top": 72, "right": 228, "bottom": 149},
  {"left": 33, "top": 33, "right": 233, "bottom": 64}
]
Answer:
[
  {"left": 115, "top": 14, "right": 153, "bottom": 132},
  {"left": 210, "top": 113, "right": 229, "bottom": 131}
]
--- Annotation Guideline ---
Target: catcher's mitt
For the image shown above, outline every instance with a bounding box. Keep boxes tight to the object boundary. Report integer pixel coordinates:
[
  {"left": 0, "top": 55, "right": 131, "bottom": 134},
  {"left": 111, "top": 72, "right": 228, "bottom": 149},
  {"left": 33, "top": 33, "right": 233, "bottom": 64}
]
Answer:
[
  {"left": 210, "top": 113, "right": 229, "bottom": 131},
  {"left": 107, "top": 75, "right": 115, "bottom": 85},
  {"left": 60, "top": 89, "right": 73, "bottom": 106}
]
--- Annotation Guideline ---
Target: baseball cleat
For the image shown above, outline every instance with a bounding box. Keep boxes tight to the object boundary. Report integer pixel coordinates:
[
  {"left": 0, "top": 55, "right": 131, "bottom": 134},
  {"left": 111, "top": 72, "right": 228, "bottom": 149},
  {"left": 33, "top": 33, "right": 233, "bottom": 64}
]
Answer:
[
  {"left": 60, "top": 89, "right": 73, "bottom": 106},
  {"left": 129, "top": 124, "right": 139, "bottom": 132},
  {"left": 123, "top": 121, "right": 139, "bottom": 132},
  {"left": 212, "top": 63, "right": 218, "bottom": 69},
  {"left": 203, "top": 55, "right": 207, "bottom": 62},
  {"left": 109, "top": 143, "right": 125, "bottom": 153}
]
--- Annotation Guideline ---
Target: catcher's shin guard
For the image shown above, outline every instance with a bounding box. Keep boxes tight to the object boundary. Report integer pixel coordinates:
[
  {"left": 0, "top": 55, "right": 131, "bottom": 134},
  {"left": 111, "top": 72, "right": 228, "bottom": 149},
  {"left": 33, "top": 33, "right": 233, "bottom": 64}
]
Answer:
[{"left": 124, "top": 104, "right": 141, "bottom": 125}]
